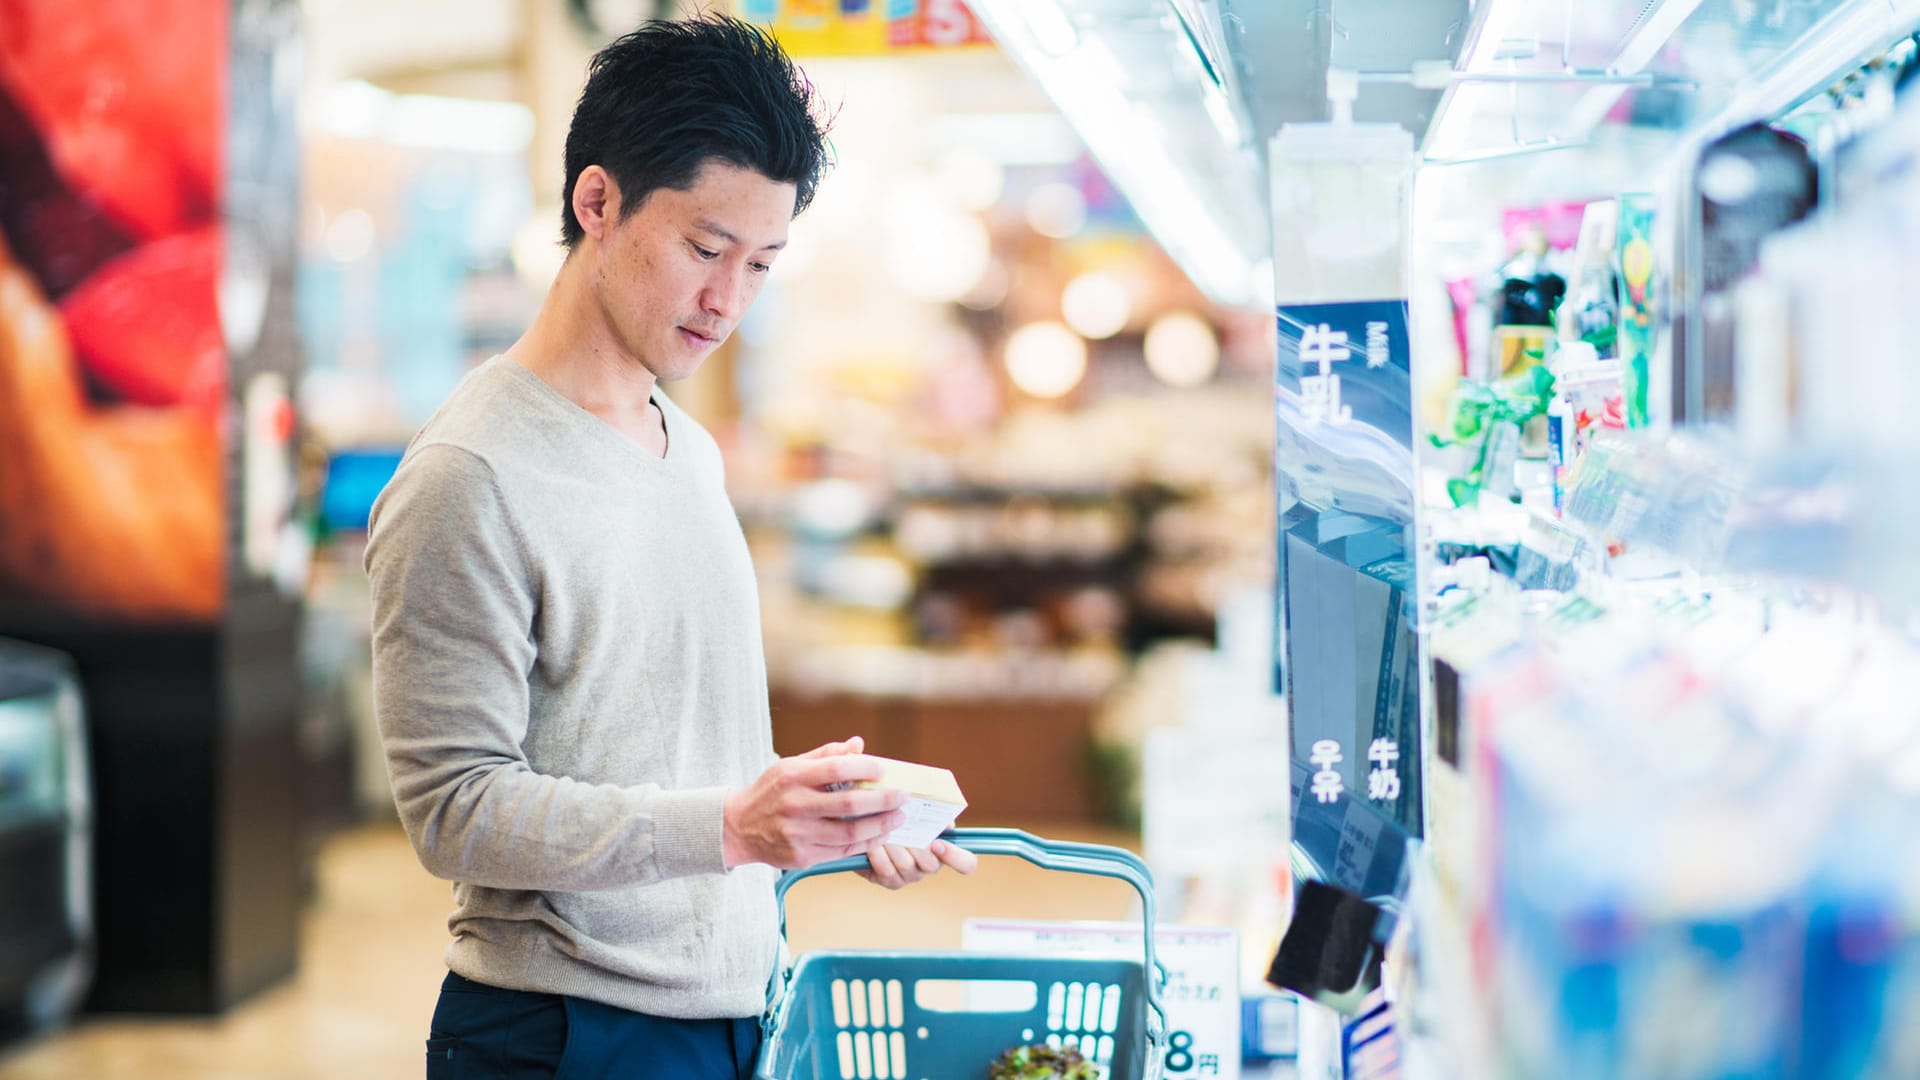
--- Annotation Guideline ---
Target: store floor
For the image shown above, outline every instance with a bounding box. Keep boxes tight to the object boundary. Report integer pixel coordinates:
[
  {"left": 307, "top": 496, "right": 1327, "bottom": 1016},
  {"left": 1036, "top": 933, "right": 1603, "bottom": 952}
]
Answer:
[{"left": 0, "top": 821, "right": 1144, "bottom": 1079}]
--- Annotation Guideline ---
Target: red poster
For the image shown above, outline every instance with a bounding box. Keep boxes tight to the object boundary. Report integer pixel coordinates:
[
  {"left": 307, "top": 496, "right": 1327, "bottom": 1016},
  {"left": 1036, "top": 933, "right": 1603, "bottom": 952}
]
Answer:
[{"left": 0, "top": 0, "right": 228, "bottom": 626}]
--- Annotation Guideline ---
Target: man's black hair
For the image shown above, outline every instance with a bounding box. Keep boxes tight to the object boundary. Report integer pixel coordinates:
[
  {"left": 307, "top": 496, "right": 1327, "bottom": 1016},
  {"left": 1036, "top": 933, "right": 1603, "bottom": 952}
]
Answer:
[{"left": 560, "top": 14, "right": 830, "bottom": 247}]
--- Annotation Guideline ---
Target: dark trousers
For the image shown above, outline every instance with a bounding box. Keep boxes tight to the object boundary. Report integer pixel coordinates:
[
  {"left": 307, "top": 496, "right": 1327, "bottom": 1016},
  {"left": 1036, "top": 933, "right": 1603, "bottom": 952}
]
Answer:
[{"left": 426, "top": 971, "right": 763, "bottom": 1079}]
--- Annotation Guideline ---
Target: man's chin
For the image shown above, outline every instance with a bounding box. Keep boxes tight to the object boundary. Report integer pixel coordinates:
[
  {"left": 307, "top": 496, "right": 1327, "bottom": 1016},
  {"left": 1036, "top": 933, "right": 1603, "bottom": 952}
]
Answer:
[{"left": 652, "top": 356, "right": 708, "bottom": 383}]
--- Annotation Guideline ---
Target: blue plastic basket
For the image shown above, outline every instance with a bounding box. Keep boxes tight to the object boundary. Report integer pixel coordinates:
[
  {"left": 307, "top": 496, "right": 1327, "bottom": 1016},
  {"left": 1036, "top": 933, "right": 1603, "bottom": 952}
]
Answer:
[{"left": 756, "top": 828, "right": 1167, "bottom": 1080}]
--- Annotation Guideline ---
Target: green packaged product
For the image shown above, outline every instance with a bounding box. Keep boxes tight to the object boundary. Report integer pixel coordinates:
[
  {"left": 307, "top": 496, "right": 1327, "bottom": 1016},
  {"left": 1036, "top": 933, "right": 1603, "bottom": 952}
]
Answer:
[{"left": 1615, "top": 193, "right": 1657, "bottom": 428}]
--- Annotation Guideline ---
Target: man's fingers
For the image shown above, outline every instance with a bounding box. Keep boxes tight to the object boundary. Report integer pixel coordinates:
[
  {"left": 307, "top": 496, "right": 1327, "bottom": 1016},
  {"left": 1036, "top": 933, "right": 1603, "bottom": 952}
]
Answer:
[
  {"left": 864, "top": 844, "right": 904, "bottom": 888},
  {"left": 930, "top": 839, "right": 979, "bottom": 874},
  {"left": 801, "top": 784, "right": 905, "bottom": 820},
  {"left": 882, "top": 844, "right": 923, "bottom": 881},
  {"left": 789, "top": 752, "right": 887, "bottom": 788},
  {"left": 798, "top": 735, "right": 866, "bottom": 760},
  {"left": 848, "top": 845, "right": 945, "bottom": 889},
  {"left": 909, "top": 846, "right": 941, "bottom": 875},
  {"left": 810, "top": 810, "right": 904, "bottom": 848},
  {"left": 849, "top": 811, "right": 905, "bottom": 846}
]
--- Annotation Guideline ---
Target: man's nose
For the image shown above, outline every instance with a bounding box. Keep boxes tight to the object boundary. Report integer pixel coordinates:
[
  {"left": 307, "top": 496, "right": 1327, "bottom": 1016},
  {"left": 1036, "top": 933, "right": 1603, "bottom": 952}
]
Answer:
[{"left": 702, "top": 263, "right": 748, "bottom": 321}]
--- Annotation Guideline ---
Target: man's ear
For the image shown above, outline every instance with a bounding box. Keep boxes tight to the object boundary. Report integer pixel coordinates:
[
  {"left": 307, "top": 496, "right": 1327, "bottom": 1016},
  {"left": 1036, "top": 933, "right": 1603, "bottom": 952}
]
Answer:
[{"left": 573, "top": 165, "right": 617, "bottom": 242}]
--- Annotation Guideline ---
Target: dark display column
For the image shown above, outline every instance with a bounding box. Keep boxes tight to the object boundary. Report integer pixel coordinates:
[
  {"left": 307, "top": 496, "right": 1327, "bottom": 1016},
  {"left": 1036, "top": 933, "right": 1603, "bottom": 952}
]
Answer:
[
  {"left": 204, "top": 0, "right": 309, "bottom": 1014},
  {"left": 215, "top": 593, "right": 303, "bottom": 1010},
  {"left": 20, "top": 630, "right": 219, "bottom": 1014},
  {"left": 24, "top": 616, "right": 301, "bottom": 1015}
]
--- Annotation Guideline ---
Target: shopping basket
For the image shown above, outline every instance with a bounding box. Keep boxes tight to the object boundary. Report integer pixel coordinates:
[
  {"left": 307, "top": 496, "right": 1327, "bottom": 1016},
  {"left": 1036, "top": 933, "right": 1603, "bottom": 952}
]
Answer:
[{"left": 756, "top": 828, "right": 1167, "bottom": 1080}]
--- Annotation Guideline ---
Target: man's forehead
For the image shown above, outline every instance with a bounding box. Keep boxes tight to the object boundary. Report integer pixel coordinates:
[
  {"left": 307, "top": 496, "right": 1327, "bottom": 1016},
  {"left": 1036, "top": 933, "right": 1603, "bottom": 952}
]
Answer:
[
  {"left": 684, "top": 160, "right": 795, "bottom": 203},
  {"left": 663, "top": 162, "right": 794, "bottom": 244}
]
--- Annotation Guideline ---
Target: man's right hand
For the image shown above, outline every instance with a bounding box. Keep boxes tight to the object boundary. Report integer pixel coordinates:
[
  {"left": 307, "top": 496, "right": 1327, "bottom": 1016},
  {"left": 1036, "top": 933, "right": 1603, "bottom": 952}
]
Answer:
[{"left": 722, "top": 736, "right": 907, "bottom": 871}]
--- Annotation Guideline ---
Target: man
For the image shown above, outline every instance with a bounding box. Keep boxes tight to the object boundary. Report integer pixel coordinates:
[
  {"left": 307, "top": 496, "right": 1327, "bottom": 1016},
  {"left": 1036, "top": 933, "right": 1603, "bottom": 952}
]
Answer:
[{"left": 365, "top": 16, "right": 974, "bottom": 1078}]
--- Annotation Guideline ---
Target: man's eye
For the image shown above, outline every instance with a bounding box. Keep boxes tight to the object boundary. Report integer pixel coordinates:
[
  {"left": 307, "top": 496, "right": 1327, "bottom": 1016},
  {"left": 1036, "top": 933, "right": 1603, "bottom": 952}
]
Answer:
[
  {"left": 750, "top": 262, "right": 771, "bottom": 274},
  {"left": 692, "top": 244, "right": 718, "bottom": 259}
]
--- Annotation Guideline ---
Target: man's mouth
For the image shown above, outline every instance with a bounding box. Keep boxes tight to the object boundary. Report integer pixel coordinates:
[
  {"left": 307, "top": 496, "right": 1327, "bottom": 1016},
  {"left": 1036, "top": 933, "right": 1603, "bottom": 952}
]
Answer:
[{"left": 678, "top": 325, "right": 722, "bottom": 347}]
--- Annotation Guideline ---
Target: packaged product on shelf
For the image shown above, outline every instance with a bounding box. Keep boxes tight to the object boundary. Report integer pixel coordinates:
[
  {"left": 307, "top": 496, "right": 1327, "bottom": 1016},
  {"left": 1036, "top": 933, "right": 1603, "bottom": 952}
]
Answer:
[
  {"left": 1483, "top": 644, "right": 1814, "bottom": 1078},
  {"left": 1693, "top": 124, "right": 1818, "bottom": 423},
  {"left": 1429, "top": 364, "right": 1557, "bottom": 509},
  {"left": 1560, "top": 199, "right": 1620, "bottom": 356},
  {"left": 1614, "top": 194, "right": 1658, "bottom": 428},
  {"left": 1541, "top": 343, "right": 1625, "bottom": 513},
  {"left": 1730, "top": 271, "right": 1794, "bottom": 452},
  {"left": 1488, "top": 218, "right": 1564, "bottom": 382},
  {"left": 1427, "top": 196, "right": 1630, "bottom": 515},
  {"left": 1424, "top": 577, "right": 1920, "bottom": 1080},
  {"left": 1798, "top": 803, "right": 1920, "bottom": 1080},
  {"left": 1509, "top": 510, "right": 1591, "bottom": 592},
  {"left": 1544, "top": 389, "right": 1573, "bottom": 514}
]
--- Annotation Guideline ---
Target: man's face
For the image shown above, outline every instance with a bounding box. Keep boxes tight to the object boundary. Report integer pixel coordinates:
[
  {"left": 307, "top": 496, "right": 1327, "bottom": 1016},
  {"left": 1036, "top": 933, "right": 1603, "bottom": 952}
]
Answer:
[{"left": 593, "top": 160, "right": 795, "bottom": 382}]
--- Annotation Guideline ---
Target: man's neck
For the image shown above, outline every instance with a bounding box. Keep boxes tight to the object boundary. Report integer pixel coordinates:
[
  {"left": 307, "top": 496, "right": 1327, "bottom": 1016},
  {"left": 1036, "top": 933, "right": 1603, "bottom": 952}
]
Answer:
[{"left": 508, "top": 256, "right": 658, "bottom": 420}]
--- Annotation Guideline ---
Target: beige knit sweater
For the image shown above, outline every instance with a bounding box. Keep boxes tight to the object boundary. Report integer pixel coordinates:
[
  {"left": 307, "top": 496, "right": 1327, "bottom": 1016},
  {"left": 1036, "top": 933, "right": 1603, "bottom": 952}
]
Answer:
[{"left": 365, "top": 356, "right": 779, "bottom": 1019}]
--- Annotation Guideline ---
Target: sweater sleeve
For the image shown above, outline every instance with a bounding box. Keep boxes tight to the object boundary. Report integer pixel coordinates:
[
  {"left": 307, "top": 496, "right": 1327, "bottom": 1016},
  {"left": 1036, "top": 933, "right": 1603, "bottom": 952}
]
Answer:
[{"left": 365, "top": 442, "right": 728, "bottom": 890}]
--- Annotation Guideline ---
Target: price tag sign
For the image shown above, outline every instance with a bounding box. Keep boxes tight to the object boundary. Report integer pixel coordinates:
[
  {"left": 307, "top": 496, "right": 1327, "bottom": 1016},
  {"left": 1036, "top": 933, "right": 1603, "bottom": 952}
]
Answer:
[{"left": 963, "top": 920, "right": 1241, "bottom": 1078}]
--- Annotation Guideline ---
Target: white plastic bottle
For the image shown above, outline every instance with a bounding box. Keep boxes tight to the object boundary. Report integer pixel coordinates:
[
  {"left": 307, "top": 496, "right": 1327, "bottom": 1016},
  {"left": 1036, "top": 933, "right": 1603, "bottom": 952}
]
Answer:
[{"left": 1546, "top": 389, "right": 1573, "bottom": 515}]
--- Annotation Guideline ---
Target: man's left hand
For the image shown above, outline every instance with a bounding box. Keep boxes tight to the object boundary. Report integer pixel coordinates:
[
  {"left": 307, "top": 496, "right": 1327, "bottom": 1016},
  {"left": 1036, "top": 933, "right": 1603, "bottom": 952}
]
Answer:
[{"left": 859, "top": 837, "right": 979, "bottom": 890}]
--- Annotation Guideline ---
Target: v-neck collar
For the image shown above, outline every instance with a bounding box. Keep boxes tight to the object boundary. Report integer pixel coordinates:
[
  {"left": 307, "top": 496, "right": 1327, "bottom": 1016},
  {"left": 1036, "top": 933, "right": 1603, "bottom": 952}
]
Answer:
[{"left": 496, "top": 356, "right": 675, "bottom": 467}]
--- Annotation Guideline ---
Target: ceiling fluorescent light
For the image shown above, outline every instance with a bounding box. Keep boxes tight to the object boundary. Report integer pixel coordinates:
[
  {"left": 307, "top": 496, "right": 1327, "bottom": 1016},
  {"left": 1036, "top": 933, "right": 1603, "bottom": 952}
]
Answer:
[
  {"left": 1047, "top": 58, "right": 1252, "bottom": 301},
  {"left": 967, "top": 0, "right": 1265, "bottom": 307}
]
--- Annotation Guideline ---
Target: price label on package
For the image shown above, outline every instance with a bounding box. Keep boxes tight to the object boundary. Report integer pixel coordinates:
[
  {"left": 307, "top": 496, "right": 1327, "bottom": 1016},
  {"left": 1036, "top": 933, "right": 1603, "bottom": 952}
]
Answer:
[{"left": 963, "top": 919, "right": 1241, "bottom": 1078}]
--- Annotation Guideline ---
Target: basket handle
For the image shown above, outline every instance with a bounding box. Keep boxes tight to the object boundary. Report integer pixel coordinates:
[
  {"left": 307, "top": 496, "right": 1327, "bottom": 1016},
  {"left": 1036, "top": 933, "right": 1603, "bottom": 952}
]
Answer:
[{"left": 767, "top": 827, "right": 1167, "bottom": 1042}]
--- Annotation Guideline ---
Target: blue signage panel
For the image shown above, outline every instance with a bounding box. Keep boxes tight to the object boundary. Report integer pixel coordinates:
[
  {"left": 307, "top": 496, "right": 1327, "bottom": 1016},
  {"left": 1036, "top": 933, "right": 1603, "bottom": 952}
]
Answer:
[{"left": 1275, "top": 298, "right": 1422, "bottom": 853}]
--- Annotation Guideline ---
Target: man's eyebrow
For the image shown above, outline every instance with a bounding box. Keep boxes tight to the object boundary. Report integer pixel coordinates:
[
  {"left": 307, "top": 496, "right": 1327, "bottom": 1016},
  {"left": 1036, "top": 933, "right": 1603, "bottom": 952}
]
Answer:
[{"left": 694, "top": 219, "right": 786, "bottom": 251}]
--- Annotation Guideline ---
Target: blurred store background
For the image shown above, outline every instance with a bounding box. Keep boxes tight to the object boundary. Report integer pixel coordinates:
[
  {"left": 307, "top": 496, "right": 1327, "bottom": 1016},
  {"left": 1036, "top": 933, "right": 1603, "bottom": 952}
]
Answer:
[{"left": 10, "top": 0, "right": 1920, "bottom": 1076}]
